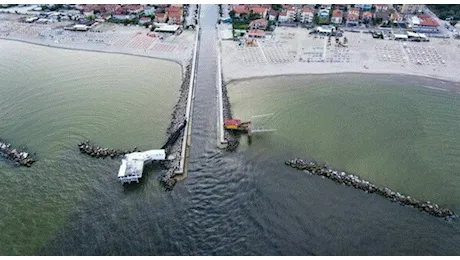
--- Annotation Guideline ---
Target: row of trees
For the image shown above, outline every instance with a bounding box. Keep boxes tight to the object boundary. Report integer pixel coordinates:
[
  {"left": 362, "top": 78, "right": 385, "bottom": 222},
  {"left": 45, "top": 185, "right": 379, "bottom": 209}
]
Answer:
[
  {"left": 427, "top": 4, "right": 460, "bottom": 21},
  {"left": 0, "top": 4, "right": 18, "bottom": 9},
  {"left": 41, "top": 4, "right": 64, "bottom": 11}
]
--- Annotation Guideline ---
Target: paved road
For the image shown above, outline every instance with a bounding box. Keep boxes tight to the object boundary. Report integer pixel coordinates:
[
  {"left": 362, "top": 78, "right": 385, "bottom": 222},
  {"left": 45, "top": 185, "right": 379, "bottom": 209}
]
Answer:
[{"left": 188, "top": 4, "right": 220, "bottom": 160}]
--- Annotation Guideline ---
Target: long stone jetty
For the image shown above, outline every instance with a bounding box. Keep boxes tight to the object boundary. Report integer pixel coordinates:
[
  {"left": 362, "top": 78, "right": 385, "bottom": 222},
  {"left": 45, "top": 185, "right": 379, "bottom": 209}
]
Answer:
[
  {"left": 285, "top": 158, "right": 457, "bottom": 219},
  {"left": 0, "top": 140, "right": 36, "bottom": 167}
]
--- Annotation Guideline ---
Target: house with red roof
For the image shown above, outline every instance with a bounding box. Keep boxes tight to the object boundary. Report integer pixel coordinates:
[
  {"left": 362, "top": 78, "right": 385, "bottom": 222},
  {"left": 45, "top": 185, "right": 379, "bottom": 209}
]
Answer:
[
  {"left": 154, "top": 13, "right": 167, "bottom": 23},
  {"left": 168, "top": 11, "right": 183, "bottom": 25},
  {"left": 251, "top": 7, "right": 268, "bottom": 18},
  {"left": 268, "top": 10, "right": 279, "bottom": 21},
  {"left": 331, "top": 9, "right": 343, "bottom": 24},
  {"left": 249, "top": 18, "right": 268, "bottom": 30},
  {"left": 361, "top": 11, "right": 373, "bottom": 24},
  {"left": 346, "top": 8, "right": 360, "bottom": 27},
  {"left": 233, "top": 8, "right": 249, "bottom": 18},
  {"left": 247, "top": 29, "right": 265, "bottom": 38},
  {"left": 278, "top": 11, "right": 288, "bottom": 23}
]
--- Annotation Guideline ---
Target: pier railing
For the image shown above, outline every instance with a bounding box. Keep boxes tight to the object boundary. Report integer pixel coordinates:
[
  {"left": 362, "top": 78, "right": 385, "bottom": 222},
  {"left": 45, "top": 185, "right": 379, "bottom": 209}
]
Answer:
[
  {"left": 175, "top": 5, "right": 200, "bottom": 175},
  {"left": 216, "top": 23, "right": 228, "bottom": 148}
]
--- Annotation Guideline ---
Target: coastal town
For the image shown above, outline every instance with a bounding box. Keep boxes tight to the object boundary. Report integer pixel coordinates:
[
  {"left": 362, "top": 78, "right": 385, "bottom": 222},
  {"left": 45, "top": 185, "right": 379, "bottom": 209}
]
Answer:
[{"left": 0, "top": 4, "right": 459, "bottom": 83}]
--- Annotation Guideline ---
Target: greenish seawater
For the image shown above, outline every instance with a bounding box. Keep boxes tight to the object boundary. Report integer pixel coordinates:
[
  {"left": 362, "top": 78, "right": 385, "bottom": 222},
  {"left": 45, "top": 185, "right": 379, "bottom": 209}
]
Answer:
[
  {"left": 0, "top": 40, "right": 181, "bottom": 255},
  {"left": 228, "top": 74, "right": 460, "bottom": 206}
]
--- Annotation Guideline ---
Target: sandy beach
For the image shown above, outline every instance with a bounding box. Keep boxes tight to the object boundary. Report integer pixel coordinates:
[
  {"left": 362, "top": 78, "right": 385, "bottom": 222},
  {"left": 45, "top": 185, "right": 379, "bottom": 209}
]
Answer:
[
  {"left": 0, "top": 13, "right": 196, "bottom": 72},
  {"left": 220, "top": 25, "right": 460, "bottom": 85}
]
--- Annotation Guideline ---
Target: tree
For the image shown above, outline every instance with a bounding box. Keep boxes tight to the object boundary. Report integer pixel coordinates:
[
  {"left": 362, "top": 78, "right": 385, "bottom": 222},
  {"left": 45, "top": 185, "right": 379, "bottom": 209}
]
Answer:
[
  {"left": 248, "top": 10, "right": 261, "bottom": 21},
  {"left": 271, "top": 4, "right": 282, "bottom": 11},
  {"left": 49, "top": 4, "right": 63, "bottom": 11},
  {"left": 123, "top": 19, "right": 130, "bottom": 26},
  {"left": 131, "top": 18, "right": 139, "bottom": 25},
  {"left": 427, "top": 4, "right": 460, "bottom": 20},
  {"left": 87, "top": 15, "right": 94, "bottom": 21},
  {"left": 372, "top": 17, "right": 383, "bottom": 26},
  {"left": 229, "top": 10, "right": 235, "bottom": 18}
]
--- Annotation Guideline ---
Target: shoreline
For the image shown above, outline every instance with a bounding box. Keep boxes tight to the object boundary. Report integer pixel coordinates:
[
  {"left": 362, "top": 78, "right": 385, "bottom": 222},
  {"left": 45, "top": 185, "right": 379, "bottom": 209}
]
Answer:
[
  {"left": 223, "top": 70, "right": 460, "bottom": 89},
  {"left": 0, "top": 36, "right": 186, "bottom": 75},
  {"left": 220, "top": 25, "right": 460, "bottom": 87},
  {"left": 1, "top": 30, "right": 196, "bottom": 185}
]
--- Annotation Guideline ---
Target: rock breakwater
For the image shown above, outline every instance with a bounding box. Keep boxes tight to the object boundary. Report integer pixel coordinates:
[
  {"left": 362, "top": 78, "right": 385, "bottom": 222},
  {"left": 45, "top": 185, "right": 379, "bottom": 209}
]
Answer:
[
  {"left": 160, "top": 62, "right": 192, "bottom": 190},
  {"left": 285, "top": 158, "right": 457, "bottom": 219},
  {"left": 221, "top": 82, "right": 239, "bottom": 151},
  {"left": 78, "top": 141, "right": 140, "bottom": 159},
  {"left": 0, "top": 140, "right": 36, "bottom": 167}
]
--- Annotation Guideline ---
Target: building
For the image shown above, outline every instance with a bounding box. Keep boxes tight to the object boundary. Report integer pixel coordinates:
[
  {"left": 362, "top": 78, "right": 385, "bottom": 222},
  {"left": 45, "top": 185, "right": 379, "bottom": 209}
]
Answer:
[
  {"left": 408, "top": 14, "right": 440, "bottom": 33},
  {"left": 299, "top": 7, "right": 314, "bottom": 23},
  {"left": 390, "top": 12, "right": 403, "bottom": 22},
  {"left": 355, "top": 4, "right": 372, "bottom": 10},
  {"left": 112, "top": 14, "right": 134, "bottom": 20},
  {"left": 167, "top": 11, "right": 183, "bottom": 25},
  {"left": 373, "top": 4, "right": 390, "bottom": 12},
  {"left": 154, "top": 25, "right": 181, "bottom": 33},
  {"left": 251, "top": 7, "right": 267, "bottom": 18},
  {"left": 82, "top": 5, "right": 94, "bottom": 17},
  {"left": 346, "top": 9, "right": 359, "bottom": 27},
  {"left": 166, "top": 6, "right": 183, "bottom": 16},
  {"left": 285, "top": 6, "right": 297, "bottom": 22},
  {"left": 249, "top": 18, "right": 268, "bottom": 30},
  {"left": 407, "top": 31, "right": 429, "bottom": 41},
  {"left": 374, "top": 6, "right": 391, "bottom": 21},
  {"left": 154, "top": 12, "right": 167, "bottom": 23},
  {"left": 361, "top": 11, "right": 373, "bottom": 24},
  {"left": 348, "top": 7, "right": 360, "bottom": 17},
  {"left": 394, "top": 33, "right": 408, "bottom": 41},
  {"left": 232, "top": 7, "right": 249, "bottom": 18},
  {"left": 268, "top": 10, "right": 278, "bottom": 21},
  {"left": 278, "top": 11, "right": 288, "bottom": 22},
  {"left": 121, "top": 4, "right": 143, "bottom": 15},
  {"left": 138, "top": 16, "right": 151, "bottom": 25},
  {"left": 401, "top": 4, "right": 425, "bottom": 14},
  {"left": 99, "top": 4, "right": 121, "bottom": 14},
  {"left": 331, "top": 9, "right": 343, "bottom": 24},
  {"left": 247, "top": 29, "right": 265, "bottom": 38},
  {"left": 143, "top": 6, "right": 155, "bottom": 16},
  {"left": 318, "top": 9, "right": 329, "bottom": 19}
]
